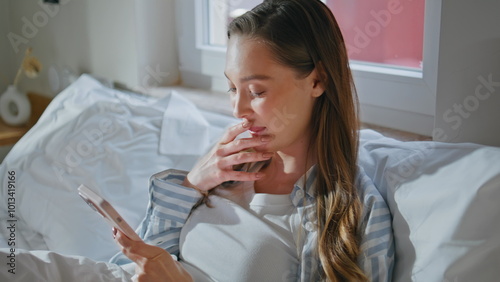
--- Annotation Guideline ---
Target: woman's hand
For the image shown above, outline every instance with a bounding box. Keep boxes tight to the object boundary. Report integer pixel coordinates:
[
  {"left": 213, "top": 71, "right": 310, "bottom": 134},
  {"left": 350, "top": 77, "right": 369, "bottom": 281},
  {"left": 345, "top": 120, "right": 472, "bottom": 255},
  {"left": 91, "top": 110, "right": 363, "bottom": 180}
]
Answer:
[
  {"left": 184, "top": 121, "right": 273, "bottom": 192},
  {"left": 114, "top": 228, "right": 193, "bottom": 282}
]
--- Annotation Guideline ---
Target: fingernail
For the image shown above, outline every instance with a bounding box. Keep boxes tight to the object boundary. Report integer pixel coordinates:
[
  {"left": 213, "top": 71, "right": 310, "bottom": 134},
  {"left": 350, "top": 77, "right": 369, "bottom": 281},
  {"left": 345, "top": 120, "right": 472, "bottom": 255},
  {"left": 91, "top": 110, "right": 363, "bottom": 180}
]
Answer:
[
  {"left": 242, "top": 121, "right": 250, "bottom": 128},
  {"left": 112, "top": 227, "right": 117, "bottom": 237},
  {"left": 260, "top": 136, "right": 272, "bottom": 142}
]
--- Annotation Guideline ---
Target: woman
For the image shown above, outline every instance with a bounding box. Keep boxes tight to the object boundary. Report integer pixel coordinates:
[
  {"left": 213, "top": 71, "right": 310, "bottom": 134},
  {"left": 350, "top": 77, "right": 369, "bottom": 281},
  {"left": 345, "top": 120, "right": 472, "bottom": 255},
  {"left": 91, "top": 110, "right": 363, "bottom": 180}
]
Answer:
[{"left": 114, "top": 0, "right": 393, "bottom": 281}]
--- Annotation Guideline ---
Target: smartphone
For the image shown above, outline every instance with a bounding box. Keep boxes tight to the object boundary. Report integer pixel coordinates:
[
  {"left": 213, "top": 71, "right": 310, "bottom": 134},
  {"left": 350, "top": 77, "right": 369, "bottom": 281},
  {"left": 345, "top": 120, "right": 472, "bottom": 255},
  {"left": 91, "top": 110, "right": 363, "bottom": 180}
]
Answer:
[{"left": 78, "top": 184, "right": 142, "bottom": 241}]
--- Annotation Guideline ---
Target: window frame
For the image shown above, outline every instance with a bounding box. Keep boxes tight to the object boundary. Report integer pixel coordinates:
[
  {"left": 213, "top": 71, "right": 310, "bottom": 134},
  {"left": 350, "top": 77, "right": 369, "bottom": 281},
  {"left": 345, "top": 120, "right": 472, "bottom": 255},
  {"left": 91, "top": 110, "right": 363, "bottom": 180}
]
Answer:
[{"left": 193, "top": 0, "right": 440, "bottom": 135}]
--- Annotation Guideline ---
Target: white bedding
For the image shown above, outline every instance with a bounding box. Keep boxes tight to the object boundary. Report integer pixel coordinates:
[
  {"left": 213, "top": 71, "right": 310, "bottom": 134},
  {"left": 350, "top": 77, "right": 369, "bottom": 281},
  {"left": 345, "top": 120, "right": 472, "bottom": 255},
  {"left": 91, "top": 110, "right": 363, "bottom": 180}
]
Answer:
[
  {"left": 1, "top": 74, "right": 499, "bottom": 281},
  {"left": 0, "top": 249, "right": 133, "bottom": 282},
  {"left": 0, "top": 74, "right": 237, "bottom": 262},
  {"left": 359, "top": 131, "right": 500, "bottom": 281}
]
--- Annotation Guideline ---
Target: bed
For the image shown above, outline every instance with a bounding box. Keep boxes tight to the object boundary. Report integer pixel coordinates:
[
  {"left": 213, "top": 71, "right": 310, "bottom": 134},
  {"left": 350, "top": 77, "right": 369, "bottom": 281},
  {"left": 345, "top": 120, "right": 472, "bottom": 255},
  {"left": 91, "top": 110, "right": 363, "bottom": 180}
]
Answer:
[{"left": 1, "top": 74, "right": 499, "bottom": 281}]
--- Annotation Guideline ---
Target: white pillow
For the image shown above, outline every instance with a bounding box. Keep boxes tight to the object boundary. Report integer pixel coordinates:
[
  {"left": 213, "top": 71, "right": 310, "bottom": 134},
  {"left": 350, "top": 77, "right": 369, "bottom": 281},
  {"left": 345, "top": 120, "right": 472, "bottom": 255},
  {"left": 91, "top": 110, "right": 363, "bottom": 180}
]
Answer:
[
  {"left": 359, "top": 130, "right": 500, "bottom": 282},
  {"left": 0, "top": 75, "right": 217, "bottom": 261}
]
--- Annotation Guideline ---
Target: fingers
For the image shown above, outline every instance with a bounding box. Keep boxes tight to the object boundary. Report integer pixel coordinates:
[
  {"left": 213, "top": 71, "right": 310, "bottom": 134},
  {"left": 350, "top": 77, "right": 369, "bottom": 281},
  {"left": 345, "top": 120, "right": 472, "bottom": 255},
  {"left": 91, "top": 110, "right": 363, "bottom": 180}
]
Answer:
[
  {"left": 114, "top": 228, "right": 165, "bottom": 264},
  {"left": 216, "top": 135, "right": 273, "bottom": 157},
  {"left": 134, "top": 260, "right": 192, "bottom": 282},
  {"left": 185, "top": 120, "right": 273, "bottom": 191},
  {"left": 221, "top": 168, "right": 265, "bottom": 183},
  {"left": 218, "top": 150, "right": 273, "bottom": 170},
  {"left": 114, "top": 228, "right": 193, "bottom": 282},
  {"left": 219, "top": 120, "right": 251, "bottom": 145}
]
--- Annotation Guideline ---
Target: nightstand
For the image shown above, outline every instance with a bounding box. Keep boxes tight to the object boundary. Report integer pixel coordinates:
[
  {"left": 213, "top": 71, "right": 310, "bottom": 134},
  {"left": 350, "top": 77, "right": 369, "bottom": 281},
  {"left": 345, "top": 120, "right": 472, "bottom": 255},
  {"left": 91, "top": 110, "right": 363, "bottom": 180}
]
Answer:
[{"left": 0, "top": 92, "right": 52, "bottom": 146}]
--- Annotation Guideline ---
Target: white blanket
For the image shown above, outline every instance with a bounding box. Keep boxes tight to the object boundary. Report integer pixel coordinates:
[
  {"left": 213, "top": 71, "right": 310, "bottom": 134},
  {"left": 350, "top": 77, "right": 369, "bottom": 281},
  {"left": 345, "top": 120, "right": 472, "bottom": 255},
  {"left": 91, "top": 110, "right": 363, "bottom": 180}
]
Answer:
[
  {"left": 0, "top": 75, "right": 237, "bottom": 281},
  {"left": 0, "top": 249, "right": 133, "bottom": 282},
  {"left": 0, "top": 75, "right": 237, "bottom": 262}
]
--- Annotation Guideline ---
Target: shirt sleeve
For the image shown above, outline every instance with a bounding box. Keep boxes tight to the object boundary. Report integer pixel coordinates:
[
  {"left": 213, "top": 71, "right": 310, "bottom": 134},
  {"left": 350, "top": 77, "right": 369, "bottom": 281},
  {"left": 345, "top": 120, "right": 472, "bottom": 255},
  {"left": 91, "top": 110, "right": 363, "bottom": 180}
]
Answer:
[
  {"left": 109, "top": 169, "right": 202, "bottom": 265},
  {"left": 357, "top": 166, "right": 395, "bottom": 282}
]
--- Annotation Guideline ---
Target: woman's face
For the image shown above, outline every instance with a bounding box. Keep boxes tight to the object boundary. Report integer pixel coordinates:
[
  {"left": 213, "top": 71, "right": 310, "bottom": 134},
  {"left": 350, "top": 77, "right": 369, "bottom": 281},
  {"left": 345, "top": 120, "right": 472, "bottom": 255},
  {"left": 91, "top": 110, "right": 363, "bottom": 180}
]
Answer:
[{"left": 224, "top": 35, "right": 324, "bottom": 153}]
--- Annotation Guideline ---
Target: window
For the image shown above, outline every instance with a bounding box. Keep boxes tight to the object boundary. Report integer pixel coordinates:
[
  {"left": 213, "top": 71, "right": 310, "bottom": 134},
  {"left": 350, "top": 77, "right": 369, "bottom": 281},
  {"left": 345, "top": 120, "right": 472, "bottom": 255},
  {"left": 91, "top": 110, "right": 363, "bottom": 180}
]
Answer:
[
  {"left": 203, "top": 0, "right": 263, "bottom": 48},
  {"left": 326, "top": 0, "right": 425, "bottom": 70},
  {"left": 194, "top": 0, "right": 439, "bottom": 136},
  {"left": 201, "top": 0, "right": 424, "bottom": 70}
]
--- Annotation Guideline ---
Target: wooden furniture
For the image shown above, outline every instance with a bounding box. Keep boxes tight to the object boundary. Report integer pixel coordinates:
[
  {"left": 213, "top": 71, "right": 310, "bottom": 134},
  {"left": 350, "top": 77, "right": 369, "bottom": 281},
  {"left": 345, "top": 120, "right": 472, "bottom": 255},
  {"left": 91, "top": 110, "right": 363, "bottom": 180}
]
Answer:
[{"left": 0, "top": 92, "right": 52, "bottom": 146}]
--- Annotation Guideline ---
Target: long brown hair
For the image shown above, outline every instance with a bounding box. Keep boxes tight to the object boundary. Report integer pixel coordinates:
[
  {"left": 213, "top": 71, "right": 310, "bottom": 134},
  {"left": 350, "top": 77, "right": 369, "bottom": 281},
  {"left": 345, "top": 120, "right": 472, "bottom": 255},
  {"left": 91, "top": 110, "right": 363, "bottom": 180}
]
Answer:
[{"left": 228, "top": 0, "right": 365, "bottom": 281}]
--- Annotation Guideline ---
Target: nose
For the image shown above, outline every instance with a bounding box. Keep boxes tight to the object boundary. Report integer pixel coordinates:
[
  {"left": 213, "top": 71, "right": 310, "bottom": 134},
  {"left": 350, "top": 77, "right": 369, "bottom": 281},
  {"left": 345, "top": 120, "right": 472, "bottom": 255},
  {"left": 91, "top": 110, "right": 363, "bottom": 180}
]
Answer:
[{"left": 232, "top": 91, "right": 252, "bottom": 119}]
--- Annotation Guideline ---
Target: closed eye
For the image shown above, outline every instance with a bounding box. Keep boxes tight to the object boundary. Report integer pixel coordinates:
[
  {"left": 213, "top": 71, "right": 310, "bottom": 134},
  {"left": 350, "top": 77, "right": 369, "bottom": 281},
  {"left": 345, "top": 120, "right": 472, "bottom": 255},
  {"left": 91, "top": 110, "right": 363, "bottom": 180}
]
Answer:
[
  {"left": 251, "top": 91, "right": 265, "bottom": 97},
  {"left": 227, "top": 87, "right": 265, "bottom": 97}
]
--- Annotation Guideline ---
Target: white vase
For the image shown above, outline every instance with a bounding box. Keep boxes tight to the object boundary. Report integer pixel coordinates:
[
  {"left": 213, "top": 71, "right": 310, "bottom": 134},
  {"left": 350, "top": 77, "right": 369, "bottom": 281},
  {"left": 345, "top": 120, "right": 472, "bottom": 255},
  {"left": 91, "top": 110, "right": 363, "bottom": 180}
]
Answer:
[{"left": 0, "top": 85, "right": 32, "bottom": 126}]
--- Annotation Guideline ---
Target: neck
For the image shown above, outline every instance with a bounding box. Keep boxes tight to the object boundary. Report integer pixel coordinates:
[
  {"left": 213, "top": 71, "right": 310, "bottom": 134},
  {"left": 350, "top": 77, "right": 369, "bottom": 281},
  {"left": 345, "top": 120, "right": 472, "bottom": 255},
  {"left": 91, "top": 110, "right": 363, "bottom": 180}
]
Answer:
[
  {"left": 272, "top": 150, "right": 314, "bottom": 176},
  {"left": 255, "top": 139, "right": 316, "bottom": 194}
]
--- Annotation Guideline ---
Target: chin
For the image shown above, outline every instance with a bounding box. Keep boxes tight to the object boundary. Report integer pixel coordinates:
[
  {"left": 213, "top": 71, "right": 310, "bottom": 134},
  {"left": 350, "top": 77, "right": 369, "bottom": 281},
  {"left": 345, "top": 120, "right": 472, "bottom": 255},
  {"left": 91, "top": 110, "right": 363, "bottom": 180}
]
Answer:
[
  {"left": 253, "top": 143, "right": 273, "bottom": 152},
  {"left": 253, "top": 144, "right": 267, "bottom": 152}
]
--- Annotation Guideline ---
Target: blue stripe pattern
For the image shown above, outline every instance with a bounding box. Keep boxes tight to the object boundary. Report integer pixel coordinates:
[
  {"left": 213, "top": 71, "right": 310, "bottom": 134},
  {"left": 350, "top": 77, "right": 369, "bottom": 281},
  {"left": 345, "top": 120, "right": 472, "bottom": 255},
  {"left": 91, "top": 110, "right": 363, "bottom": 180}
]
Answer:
[{"left": 109, "top": 166, "right": 394, "bottom": 281}]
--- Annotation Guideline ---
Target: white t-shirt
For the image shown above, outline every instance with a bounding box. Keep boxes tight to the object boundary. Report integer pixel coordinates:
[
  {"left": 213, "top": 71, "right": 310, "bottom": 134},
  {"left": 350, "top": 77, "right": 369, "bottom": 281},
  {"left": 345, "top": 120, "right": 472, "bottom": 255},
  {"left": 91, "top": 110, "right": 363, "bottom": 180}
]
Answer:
[{"left": 179, "top": 192, "right": 302, "bottom": 282}]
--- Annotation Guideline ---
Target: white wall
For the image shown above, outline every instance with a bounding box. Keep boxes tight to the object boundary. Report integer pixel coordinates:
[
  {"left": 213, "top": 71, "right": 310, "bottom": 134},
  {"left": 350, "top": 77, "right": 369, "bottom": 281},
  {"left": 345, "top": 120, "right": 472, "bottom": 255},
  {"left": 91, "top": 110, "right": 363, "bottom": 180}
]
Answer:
[
  {"left": 134, "top": 0, "right": 180, "bottom": 89},
  {"left": 0, "top": 0, "right": 12, "bottom": 94},
  {"left": 84, "top": 0, "right": 139, "bottom": 90},
  {"left": 5, "top": 0, "right": 179, "bottom": 97},
  {"left": 434, "top": 1, "right": 500, "bottom": 147},
  {"left": 175, "top": 0, "right": 213, "bottom": 89},
  {"left": 6, "top": 0, "right": 139, "bottom": 97}
]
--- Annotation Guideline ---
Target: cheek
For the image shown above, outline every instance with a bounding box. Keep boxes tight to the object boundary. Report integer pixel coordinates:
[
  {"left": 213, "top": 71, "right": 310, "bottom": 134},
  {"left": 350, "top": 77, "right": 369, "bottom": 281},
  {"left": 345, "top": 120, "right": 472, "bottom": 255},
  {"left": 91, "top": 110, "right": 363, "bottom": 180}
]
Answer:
[
  {"left": 250, "top": 99, "right": 270, "bottom": 118},
  {"left": 229, "top": 95, "right": 236, "bottom": 108},
  {"left": 275, "top": 110, "right": 313, "bottom": 144}
]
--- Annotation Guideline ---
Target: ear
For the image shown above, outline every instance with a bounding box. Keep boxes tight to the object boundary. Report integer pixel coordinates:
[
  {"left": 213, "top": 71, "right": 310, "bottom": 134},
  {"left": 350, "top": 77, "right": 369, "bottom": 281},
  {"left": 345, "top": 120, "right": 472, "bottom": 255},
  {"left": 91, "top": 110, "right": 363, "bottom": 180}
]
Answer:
[{"left": 309, "top": 62, "right": 326, "bottom": 98}]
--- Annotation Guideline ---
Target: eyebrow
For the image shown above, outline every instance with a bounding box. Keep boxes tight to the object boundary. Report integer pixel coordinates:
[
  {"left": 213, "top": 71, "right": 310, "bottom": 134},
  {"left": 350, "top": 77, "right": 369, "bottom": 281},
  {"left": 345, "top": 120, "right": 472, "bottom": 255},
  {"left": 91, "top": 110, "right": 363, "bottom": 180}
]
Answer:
[{"left": 224, "top": 73, "right": 273, "bottom": 83}]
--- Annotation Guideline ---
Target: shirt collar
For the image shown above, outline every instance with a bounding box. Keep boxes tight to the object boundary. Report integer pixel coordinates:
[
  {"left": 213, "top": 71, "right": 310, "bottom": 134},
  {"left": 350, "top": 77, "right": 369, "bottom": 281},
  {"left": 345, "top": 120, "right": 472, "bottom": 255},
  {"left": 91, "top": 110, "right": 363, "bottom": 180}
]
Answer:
[{"left": 290, "top": 164, "right": 317, "bottom": 207}]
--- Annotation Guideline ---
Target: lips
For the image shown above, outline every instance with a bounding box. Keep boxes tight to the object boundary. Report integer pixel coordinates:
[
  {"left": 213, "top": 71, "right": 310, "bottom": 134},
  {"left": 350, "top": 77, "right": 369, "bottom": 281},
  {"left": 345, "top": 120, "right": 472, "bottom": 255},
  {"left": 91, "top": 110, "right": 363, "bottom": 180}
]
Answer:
[{"left": 249, "top": 126, "right": 266, "bottom": 135}]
